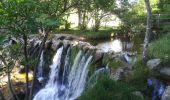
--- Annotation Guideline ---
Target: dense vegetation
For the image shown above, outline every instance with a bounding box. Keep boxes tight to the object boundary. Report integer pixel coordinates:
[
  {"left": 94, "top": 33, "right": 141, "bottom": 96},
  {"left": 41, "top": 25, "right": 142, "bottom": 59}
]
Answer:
[{"left": 0, "top": 0, "right": 170, "bottom": 100}]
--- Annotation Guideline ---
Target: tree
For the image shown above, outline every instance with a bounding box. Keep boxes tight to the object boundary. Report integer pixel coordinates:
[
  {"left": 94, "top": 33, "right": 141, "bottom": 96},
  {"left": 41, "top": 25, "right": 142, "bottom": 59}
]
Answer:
[
  {"left": 0, "top": 43, "right": 23, "bottom": 100},
  {"left": 90, "top": 0, "right": 116, "bottom": 31},
  {"left": 0, "top": 0, "right": 79, "bottom": 100},
  {"left": 142, "top": 0, "right": 152, "bottom": 64}
]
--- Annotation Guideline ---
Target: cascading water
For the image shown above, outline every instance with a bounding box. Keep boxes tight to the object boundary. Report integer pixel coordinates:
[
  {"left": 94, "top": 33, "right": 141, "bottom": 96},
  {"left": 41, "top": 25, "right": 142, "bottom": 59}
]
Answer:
[
  {"left": 33, "top": 46, "right": 92, "bottom": 100},
  {"left": 37, "top": 51, "right": 44, "bottom": 82}
]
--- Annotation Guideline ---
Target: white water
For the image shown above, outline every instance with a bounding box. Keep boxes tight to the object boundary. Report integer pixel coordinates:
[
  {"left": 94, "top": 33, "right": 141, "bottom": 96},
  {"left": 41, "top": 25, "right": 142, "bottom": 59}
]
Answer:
[
  {"left": 33, "top": 47, "right": 92, "bottom": 100},
  {"left": 37, "top": 51, "right": 44, "bottom": 82}
]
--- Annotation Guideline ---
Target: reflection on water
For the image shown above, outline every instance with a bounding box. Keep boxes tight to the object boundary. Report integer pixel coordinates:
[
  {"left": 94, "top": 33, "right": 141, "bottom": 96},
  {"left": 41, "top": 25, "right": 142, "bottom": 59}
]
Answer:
[
  {"left": 96, "top": 39, "right": 123, "bottom": 53},
  {"left": 96, "top": 39, "right": 134, "bottom": 53}
]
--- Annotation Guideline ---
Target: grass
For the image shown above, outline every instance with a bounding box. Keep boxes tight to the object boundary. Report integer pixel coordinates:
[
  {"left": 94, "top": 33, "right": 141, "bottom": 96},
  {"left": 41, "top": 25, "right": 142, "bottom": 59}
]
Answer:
[
  {"left": 0, "top": 35, "right": 6, "bottom": 45},
  {"left": 149, "top": 32, "right": 170, "bottom": 64},
  {"left": 79, "top": 75, "right": 144, "bottom": 100},
  {"left": 55, "top": 28, "right": 118, "bottom": 39}
]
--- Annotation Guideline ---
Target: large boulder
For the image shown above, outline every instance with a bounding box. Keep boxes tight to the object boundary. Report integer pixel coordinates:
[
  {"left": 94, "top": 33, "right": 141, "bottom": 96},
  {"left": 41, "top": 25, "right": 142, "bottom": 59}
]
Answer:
[
  {"left": 147, "top": 59, "right": 161, "bottom": 70},
  {"left": 160, "top": 67, "right": 170, "bottom": 79},
  {"left": 161, "top": 86, "right": 170, "bottom": 100}
]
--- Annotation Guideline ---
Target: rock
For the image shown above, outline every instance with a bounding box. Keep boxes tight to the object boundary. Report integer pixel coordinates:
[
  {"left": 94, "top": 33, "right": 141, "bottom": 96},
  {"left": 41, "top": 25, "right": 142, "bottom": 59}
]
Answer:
[
  {"left": 51, "top": 40, "right": 62, "bottom": 51},
  {"left": 160, "top": 67, "right": 170, "bottom": 78},
  {"left": 147, "top": 59, "right": 161, "bottom": 70},
  {"left": 110, "top": 63, "right": 132, "bottom": 81},
  {"left": 57, "top": 36, "right": 65, "bottom": 40},
  {"left": 93, "top": 50, "right": 104, "bottom": 62},
  {"left": 110, "top": 67, "right": 124, "bottom": 81},
  {"left": 161, "top": 86, "right": 170, "bottom": 100},
  {"left": 45, "top": 40, "right": 52, "bottom": 50},
  {"left": 132, "top": 91, "right": 144, "bottom": 99}
]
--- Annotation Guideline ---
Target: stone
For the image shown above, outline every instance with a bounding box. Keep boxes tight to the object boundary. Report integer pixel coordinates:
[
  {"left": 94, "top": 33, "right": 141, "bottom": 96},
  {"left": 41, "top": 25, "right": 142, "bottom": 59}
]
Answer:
[
  {"left": 51, "top": 40, "right": 62, "bottom": 51},
  {"left": 161, "top": 86, "right": 170, "bottom": 100},
  {"left": 93, "top": 50, "right": 104, "bottom": 62},
  {"left": 132, "top": 91, "right": 144, "bottom": 99},
  {"left": 147, "top": 59, "right": 161, "bottom": 70},
  {"left": 160, "top": 67, "right": 170, "bottom": 78},
  {"left": 110, "top": 67, "right": 124, "bottom": 81}
]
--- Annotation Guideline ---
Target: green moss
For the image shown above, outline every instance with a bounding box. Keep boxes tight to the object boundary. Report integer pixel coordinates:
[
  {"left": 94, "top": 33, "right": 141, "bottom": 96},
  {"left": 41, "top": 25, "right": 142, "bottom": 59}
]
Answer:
[
  {"left": 108, "top": 60, "right": 124, "bottom": 69},
  {"left": 149, "top": 32, "right": 170, "bottom": 64},
  {"left": 102, "top": 53, "right": 123, "bottom": 69},
  {"left": 79, "top": 76, "right": 144, "bottom": 100}
]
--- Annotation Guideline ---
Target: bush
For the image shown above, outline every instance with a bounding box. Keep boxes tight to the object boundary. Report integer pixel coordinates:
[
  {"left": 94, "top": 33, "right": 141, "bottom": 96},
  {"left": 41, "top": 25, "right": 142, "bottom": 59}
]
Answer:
[
  {"left": 149, "top": 32, "right": 170, "bottom": 64},
  {"left": 127, "top": 58, "right": 149, "bottom": 91},
  {"left": 84, "top": 29, "right": 118, "bottom": 39},
  {"left": 79, "top": 76, "right": 144, "bottom": 100}
]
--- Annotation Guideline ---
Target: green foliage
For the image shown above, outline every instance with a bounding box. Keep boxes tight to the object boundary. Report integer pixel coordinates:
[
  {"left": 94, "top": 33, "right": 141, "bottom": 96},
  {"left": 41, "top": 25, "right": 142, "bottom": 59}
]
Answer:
[
  {"left": 109, "top": 60, "right": 124, "bottom": 69},
  {"left": 129, "top": 59, "right": 149, "bottom": 81},
  {"left": 79, "top": 76, "right": 144, "bottom": 100},
  {"left": 0, "top": 35, "right": 6, "bottom": 46},
  {"left": 85, "top": 29, "right": 118, "bottom": 39},
  {"left": 5, "top": 43, "right": 23, "bottom": 60},
  {"left": 126, "top": 58, "right": 149, "bottom": 91},
  {"left": 117, "top": 0, "right": 160, "bottom": 34},
  {"left": 149, "top": 32, "right": 170, "bottom": 64}
]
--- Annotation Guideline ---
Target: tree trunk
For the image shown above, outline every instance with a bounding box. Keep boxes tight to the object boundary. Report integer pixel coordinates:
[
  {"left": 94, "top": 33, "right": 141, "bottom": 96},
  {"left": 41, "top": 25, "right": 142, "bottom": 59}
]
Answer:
[
  {"left": 23, "top": 34, "right": 29, "bottom": 100},
  {"left": 29, "top": 31, "right": 49, "bottom": 100},
  {"left": 7, "top": 64, "right": 19, "bottom": 100},
  {"left": 0, "top": 56, "right": 19, "bottom": 100},
  {"left": 78, "top": 3, "right": 83, "bottom": 29},
  {"left": 142, "top": 0, "right": 152, "bottom": 64},
  {"left": 0, "top": 90, "right": 5, "bottom": 100}
]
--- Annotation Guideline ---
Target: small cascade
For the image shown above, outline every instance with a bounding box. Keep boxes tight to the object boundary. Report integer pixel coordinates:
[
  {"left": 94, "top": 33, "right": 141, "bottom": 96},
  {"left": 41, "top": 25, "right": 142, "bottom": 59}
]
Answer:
[
  {"left": 87, "top": 66, "right": 110, "bottom": 88},
  {"left": 37, "top": 51, "right": 44, "bottom": 82},
  {"left": 33, "top": 47, "right": 93, "bottom": 100}
]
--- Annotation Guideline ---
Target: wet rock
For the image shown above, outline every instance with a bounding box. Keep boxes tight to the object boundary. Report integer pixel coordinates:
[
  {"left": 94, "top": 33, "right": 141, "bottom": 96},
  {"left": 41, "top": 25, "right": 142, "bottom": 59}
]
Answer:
[
  {"left": 65, "top": 36, "right": 74, "bottom": 40},
  {"left": 161, "top": 86, "right": 170, "bottom": 100},
  {"left": 147, "top": 59, "right": 161, "bottom": 70},
  {"left": 160, "top": 67, "right": 170, "bottom": 78},
  {"left": 132, "top": 91, "right": 144, "bottom": 99},
  {"left": 45, "top": 40, "right": 52, "bottom": 50},
  {"left": 57, "top": 36, "right": 65, "bottom": 40},
  {"left": 51, "top": 40, "right": 62, "bottom": 51},
  {"left": 93, "top": 50, "right": 104, "bottom": 62}
]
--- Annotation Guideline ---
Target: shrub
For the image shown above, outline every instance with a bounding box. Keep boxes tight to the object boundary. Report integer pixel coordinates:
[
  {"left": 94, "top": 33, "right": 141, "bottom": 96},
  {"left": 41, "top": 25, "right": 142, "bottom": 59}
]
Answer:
[
  {"left": 126, "top": 58, "right": 149, "bottom": 91},
  {"left": 149, "top": 32, "right": 170, "bottom": 64},
  {"left": 79, "top": 76, "right": 144, "bottom": 100}
]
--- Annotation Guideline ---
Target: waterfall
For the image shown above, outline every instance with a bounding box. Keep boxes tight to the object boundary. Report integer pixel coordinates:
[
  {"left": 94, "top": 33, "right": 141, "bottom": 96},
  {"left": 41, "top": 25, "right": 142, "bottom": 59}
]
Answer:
[
  {"left": 33, "top": 47, "right": 92, "bottom": 100},
  {"left": 87, "top": 66, "right": 110, "bottom": 89},
  {"left": 37, "top": 51, "right": 44, "bottom": 82}
]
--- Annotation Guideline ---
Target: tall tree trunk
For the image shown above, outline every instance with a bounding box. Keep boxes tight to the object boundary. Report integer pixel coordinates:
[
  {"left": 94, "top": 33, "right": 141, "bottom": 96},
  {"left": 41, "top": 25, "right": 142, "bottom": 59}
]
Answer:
[
  {"left": 81, "top": 11, "right": 87, "bottom": 30},
  {"left": 23, "top": 34, "right": 29, "bottom": 100},
  {"left": 142, "top": 0, "right": 152, "bottom": 64},
  {"left": 29, "top": 31, "right": 49, "bottom": 100},
  {"left": 7, "top": 64, "right": 19, "bottom": 100},
  {"left": 78, "top": 2, "right": 82, "bottom": 29}
]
